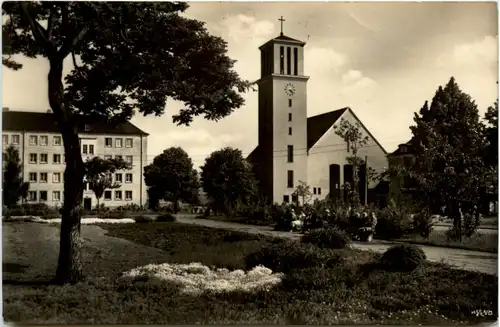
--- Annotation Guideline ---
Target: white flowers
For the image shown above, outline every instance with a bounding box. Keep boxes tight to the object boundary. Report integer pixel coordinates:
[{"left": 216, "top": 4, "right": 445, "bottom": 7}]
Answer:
[
  {"left": 120, "top": 262, "right": 284, "bottom": 295},
  {"left": 39, "top": 218, "right": 136, "bottom": 224}
]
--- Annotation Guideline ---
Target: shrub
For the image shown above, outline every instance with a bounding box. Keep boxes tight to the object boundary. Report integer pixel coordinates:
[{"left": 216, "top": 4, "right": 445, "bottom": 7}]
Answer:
[
  {"left": 156, "top": 213, "right": 176, "bottom": 222},
  {"left": 100, "top": 211, "right": 127, "bottom": 219},
  {"left": 301, "top": 227, "right": 351, "bottom": 249},
  {"left": 411, "top": 209, "right": 434, "bottom": 238},
  {"left": 271, "top": 205, "right": 294, "bottom": 231},
  {"left": 134, "top": 215, "right": 154, "bottom": 223},
  {"left": 375, "top": 204, "right": 412, "bottom": 240},
  {"left": 244, "top": 241, "right": 343, "bottom": 273},
  {"left": 380, "top": 244, "right": 426, "bottom": 272}
]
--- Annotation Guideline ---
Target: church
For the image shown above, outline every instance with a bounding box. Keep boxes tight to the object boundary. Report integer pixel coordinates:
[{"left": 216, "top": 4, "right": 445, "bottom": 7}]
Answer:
[{"left": 247, "top": 24, "right": 388, "bottom": 205}]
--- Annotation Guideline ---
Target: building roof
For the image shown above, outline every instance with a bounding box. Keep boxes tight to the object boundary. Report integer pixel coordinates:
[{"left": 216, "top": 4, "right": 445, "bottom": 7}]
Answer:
[
  {"left": 307, "top": 108, "right": 349, "bottom": 150},
  {"left": 389, "top": 139, "right": 415, "bottom": 156},
  {"left": 259, "top": 34, "right": 306, "bottom": 49},
  {"left": 2, "top": 110, "right": 149, "bottom": 136},
  {"left": 247, "top": 107, "right": 388, "bottom": 161}
]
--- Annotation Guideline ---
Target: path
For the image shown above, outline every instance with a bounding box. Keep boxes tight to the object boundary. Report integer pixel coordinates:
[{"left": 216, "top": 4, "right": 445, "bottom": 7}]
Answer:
[{"left": 175, "top": 214, "right": 498, "bottom": 276}]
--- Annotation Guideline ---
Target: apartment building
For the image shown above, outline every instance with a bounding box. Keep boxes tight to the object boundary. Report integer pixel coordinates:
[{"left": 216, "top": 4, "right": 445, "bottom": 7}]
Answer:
[{"left": 2, "top": 108, "right": 148, "bottom": 209}]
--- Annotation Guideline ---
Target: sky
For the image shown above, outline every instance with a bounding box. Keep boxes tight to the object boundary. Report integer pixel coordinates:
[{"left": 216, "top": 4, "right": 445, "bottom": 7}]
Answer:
[{"left": 2, "top": 2, "right": 498, "bottom": 170}]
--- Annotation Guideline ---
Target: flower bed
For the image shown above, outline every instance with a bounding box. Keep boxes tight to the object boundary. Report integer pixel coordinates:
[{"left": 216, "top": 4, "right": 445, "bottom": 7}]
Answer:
[{"left": 120, "top": 262, "right": 284, "bottom": 295}]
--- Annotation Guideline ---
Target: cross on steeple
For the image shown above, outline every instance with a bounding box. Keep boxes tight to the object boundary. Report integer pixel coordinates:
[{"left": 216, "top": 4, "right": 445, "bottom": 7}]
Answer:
[{"left": 278, "top": 16, "right": 286, "bottom": 36}]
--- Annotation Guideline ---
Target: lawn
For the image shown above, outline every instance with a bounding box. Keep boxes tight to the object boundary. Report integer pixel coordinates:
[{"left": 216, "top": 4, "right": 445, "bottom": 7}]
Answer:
[{"left": 3, "top": 221, "right": 498, "bottom": 324}]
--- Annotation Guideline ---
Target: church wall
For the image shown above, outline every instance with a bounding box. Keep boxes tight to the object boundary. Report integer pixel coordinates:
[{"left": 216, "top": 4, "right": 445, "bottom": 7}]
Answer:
[
  {"left": 307, "top": 109, "right": 388, "bottom": 202},
  {"left": 272, "top": 76, "right": 308, "bottom": 204}
]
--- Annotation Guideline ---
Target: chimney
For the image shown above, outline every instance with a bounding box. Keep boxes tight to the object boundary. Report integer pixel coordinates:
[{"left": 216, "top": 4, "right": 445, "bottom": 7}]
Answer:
[{"left": 2, "top": 107, "right": 9, "bottom": 112}]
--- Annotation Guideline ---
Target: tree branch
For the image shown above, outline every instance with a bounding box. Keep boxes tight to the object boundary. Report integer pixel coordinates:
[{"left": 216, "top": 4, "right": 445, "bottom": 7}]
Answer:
[
  {"left": 57, "top": 3, "right": 89, "bottom": 59},
  {"left": 47, "top": 5, "right": 56, "bottom": 41},
  {"left": 20, "top": 2, "right": 53, "bottom": 54}
]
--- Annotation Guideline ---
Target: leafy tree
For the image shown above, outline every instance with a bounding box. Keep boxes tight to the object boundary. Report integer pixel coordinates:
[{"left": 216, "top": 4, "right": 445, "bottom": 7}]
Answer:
[
  {"left": 334, "top": 118, "right": 372, "bottom": 206},
  {"left": 2, "top": 145, "right": 29, "bottom": 208},
  {"left": 200, "top": 147, "right": 258, "bottom": 216},
  {"left": 2, "top": 2, "right": 250, "bottom": 284},
  {"left": 84, "top": 157, "right": 131, "bottom": 209},
  {"left": 292, "top": 180, "right": 313, "bottom": 205},
  {"left": 409, "top": 77, "right": 488, "bottom": 241},
  {"left": 144, "top": 147, "right": 199, "bottom": 213}
]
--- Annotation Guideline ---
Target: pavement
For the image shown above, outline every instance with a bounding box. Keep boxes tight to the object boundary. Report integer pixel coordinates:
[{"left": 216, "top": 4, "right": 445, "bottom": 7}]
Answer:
[{"left": 175, "top": 214, "right": 498, "bottom": 276}]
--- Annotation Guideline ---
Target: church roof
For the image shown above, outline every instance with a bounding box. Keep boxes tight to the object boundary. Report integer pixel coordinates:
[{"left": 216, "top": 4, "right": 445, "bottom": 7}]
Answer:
[
  {"left": 259, "top": 34, "right": 306, "bottom": 49},
  {"left": 307, "top": 108, "right": 349, "bottom": 150}
]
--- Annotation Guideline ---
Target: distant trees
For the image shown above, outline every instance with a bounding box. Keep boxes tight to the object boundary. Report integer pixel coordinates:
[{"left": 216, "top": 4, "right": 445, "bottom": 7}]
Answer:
[
  {"left": 144, "top": 147, "right": 199, "bottom": 213},
  {"left": 200, "top": 147, "right": 258, "bottom": 216},
  {"left": 84, "top": 157, "right": 131, "bottom": 209},
  {"left": 2, "top": 145, "right": 29, "bottom": 208},
  {"left": 409, "top": 77, "right": 489, "bottom": 241}
]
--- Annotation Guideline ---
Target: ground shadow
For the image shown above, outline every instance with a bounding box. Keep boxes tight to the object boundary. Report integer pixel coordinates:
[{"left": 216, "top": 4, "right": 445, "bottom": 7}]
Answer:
[{"left": 3, "top": 262, "right": 30, "bottom": 273}]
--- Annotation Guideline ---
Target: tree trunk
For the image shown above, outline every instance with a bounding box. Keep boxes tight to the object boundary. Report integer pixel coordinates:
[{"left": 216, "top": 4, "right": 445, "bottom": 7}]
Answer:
[
  {"left": 48, "top": 58, "right": 86, "bottom": 285},
  {"left": 173, "top": 199, "right": 180, "bottom": 214}
]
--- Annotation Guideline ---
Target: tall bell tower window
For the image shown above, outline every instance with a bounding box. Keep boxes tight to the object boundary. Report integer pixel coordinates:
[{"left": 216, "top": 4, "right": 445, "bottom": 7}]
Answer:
[{"left": 280, "top": 46, "right": 284, "bottom": 74}]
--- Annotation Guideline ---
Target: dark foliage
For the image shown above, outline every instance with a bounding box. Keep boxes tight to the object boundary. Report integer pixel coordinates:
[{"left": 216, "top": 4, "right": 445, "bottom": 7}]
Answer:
[
  {"left": 244, "top": 241, "right": 344, "bottom": 273},
  {"left": 133, "top": 215, "right": 154, "bottom": 223},
  {"left": 271, "top": 204, "right": 294, "bottom": 231},
  {"left": 156, "top": 213, "right": 177, "bottom": 222},
  {"left": 380, "top": 244, "right": 426, "bottom": 272},
  {"left": 301, "top": 227, "right": 351, "bottom": 249},
  {"left": 2, "top": 145, "right": 29, "bottom": 208}
]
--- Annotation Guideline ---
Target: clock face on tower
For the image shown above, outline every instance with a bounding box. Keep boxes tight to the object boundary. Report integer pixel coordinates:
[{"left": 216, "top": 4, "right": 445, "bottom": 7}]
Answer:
[{"left": 284, "top": 83, "right": 296, "bottom": 96}]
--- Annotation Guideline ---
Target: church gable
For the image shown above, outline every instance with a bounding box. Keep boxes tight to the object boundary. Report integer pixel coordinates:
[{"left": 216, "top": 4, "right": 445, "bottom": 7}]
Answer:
[{"left": 307, "top": 108, "right": 348, "bottom": 150}]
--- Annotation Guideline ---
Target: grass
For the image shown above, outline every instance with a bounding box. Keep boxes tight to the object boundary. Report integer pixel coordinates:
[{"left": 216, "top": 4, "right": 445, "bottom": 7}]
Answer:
[
  {"left": 397, "top": 231, "right": 498, "bottom": 253},
  {"left": 3, "top": 221, "right": 498, "bottom": 324},
  {"left": 197, "top": 214, "right": 274, "bottom": 227}
]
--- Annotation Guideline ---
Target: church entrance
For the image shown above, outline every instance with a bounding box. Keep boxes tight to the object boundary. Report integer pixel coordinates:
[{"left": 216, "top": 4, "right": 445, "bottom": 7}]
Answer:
[{"left": 329, "top": 164, "right": 340, "bottom": 201}]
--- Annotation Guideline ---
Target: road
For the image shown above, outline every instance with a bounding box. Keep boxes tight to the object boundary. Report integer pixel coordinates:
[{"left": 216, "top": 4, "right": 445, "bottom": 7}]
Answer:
[
  {"left": 434, "top": 224, "right": 497, "bottom": 235},
  {"left": 175, "top": 214, "right": 498, "bottom": 276}
]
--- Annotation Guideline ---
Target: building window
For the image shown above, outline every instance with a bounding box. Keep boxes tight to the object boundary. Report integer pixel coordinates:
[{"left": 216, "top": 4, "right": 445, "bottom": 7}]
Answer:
[
  {"left": 89, "top": 144, "right": 94, "bottom": 155},
  {"left": 115, "top": 173, "right": 123, "bottom": 183},
  {"left": 12, "top": 134, "right": 20, "bottom": 145},
  {"left": 84, "top": 124, "right": 91, "bottom": 132},
  {"left": 280, "top": 46, "right": 284, "bottom": 74},
  {"left": 29, "top": 172, "right": 37, "bottom": 183},
  {"left": 283, "top": 195, "right": 290, "bottom": 203},
  {"left": 125, "top": 191, "right": 132, "bottom": 201},
  {"left": 104, "top": 191, "right": 112, "bottom": 201},
  {"left": 287, "top": 145, "right": 294, "bottom": 163},
  {"left": 115, "top": 155, "right": 123, "bottom": 160},
  {"left": 115, "top": 190, "right": 122, "bottom": 201},
  {"left": 40, "top": 153, "right": 48, "bottom": 164},
  {"left": 286, "top": 46, "right": 291, "bottom": 74},
  {"left": 2, "top": 135, "right": 8, "bottom": 145},
  {"left": 2, "top": 152, "right": 6, "bottom": 162},
  {"left": 318, "top": 187, "right": 322, "bottom": 195},
  {"left": 29, "top": 153, "right": 37, "bottom": 164},
  {"left": 288, "top": 113, "right": 292, "bottom": 121},
  {"left": 287, "top": 170, "right": 294, "bottom": 188},
  {"left": 29, "top": 135, "right": 37, "bottom": 146},
  {"left": 40, "top": 173, "right": 48, "bottom": 183},
  {"left": 313, "top": 187, "right": 317, "bottom": 195},
  {"left": 126, "top": 155, "right": 133, "bottom": 165},
  {"left": 53, "top": 154, "right": 61, "bottom": 164},
  {"left": 53, "top": 172, "right": 61, "bottom": 183},
  {"left": 291, "top": 194, "right": 298, "bottom": 203},
  {"left": 28, "top": 191, "right": 37, "bottom": 201},
  {"left": 105, "top": 138, "right": 112, "bottom": 148},
  {"left": 82, "top": 144, "right": 88, "bottom": 154},
  {"left": 40, "top": 136, "right": 48, "bottom": 146},
  {"left": 288, "top": 127, "right": 292, "bottom": 135},
  {"left": 53, "top": 136, "right": 62, "bottom": 146},
  {"left": 125, "top": 173, "right": 133, "bottom": 183},
  {"left": 288, "top": 99, "right": 292, "bottom": 107},
  {"left": 293, "top": 47, "right": 298, "bottom": 75},
  {"left": 125, "top": 138, "right": 133, "bottom": 148},
  {"left": 53, "top": 191, "right": 61, "bottom": 201},
  {"left": 40, "top": 191, "right": 48, "bottom": 201},
  {"left": 115, "top": 138, "right": 123, "bottom": 148}
]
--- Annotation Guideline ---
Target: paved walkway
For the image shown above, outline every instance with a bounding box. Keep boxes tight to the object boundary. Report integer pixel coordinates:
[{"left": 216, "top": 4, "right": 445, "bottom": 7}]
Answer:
[{"left": 175, "top": 214, "right": 498, "bottom": 276}]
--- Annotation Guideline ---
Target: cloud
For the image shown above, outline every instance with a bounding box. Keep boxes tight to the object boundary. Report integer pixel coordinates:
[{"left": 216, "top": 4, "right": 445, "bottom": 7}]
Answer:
[
  {"left": 305, "top": 47, "right": 348, "bottom": 75},
  {"left": 437, "top": 35, "right": 498, "bottom": 68},
  {"left": 221, "top": 14, "right": 275, "bottom": 44}
]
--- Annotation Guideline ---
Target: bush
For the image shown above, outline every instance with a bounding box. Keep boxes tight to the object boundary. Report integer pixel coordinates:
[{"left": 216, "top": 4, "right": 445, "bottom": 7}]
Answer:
[
  {"left": 134, "top": 215, "right": 154, "bottom": 223},
  {"left": 156, "top": 213, "right": 176, "bottom": 222},
  {"left": 301, "top": 227, "right": 351, "bottom": 249},
  {"left": 380, "top": 244, "right": 426, "bottom": 272},
  {"left": 375, "top": 204, "right": 412, "bottom": 240},
  {"left": 271, "top": 205, "right": 294, "bottom": 231},
  {"left": 100, "top": 211, "right": 127, "bottom": 219},
  {"left": 411, "top": 209, "right": 434, "bottom": 238},
  {"left": 244, "top": 241, "right": 343, "bottom": 273}
]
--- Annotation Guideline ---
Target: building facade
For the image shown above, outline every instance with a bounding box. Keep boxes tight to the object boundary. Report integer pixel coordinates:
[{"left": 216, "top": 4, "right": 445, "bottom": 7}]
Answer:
[
  {"left": 248, "top": 32, "right": 388, "bottom": 205},
  {"left": 2, "top": 109, "right": 148, "bottom": 209}
]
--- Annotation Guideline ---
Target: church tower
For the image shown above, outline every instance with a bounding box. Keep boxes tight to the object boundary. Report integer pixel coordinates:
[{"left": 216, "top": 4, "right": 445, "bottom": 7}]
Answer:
[{"left": 256, "top": 18, "right": 310, "bottom": 204}]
